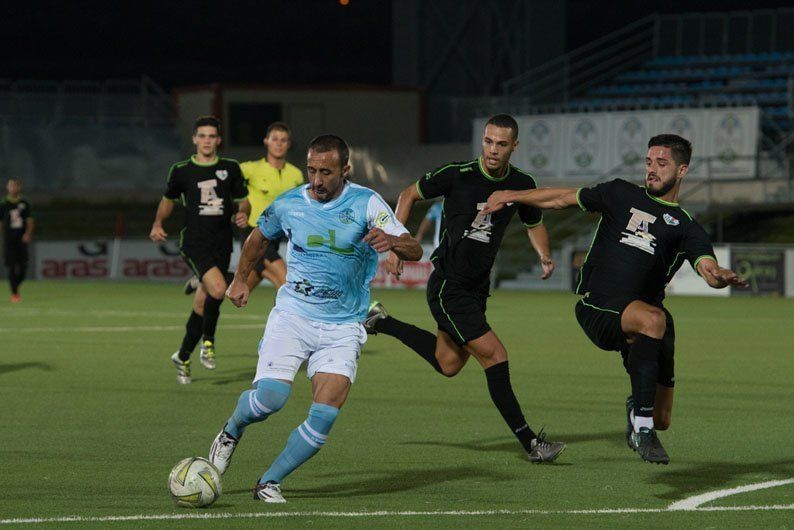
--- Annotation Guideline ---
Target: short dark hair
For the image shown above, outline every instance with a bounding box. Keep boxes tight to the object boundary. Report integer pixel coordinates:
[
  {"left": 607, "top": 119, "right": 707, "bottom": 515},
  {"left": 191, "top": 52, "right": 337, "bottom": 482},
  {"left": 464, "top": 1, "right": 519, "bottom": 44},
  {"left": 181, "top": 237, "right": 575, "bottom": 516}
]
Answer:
[
  {"left": 265, "top": 121, "right": 291, "bottom": 138},
  {"left": 648, "top": 134, "right": 692, "bottom": 165},
  {"left": 485, "top": 114, "right": 519, "bottom": 140},
  {"left": 7, "top": 177, "right": 20, "bottom": 184},
  {"left": 193, "top": 116, "right": 222, "bottom": 136},
  {"left": 308, "top": 134, "right": 350, "bottom": 167}
]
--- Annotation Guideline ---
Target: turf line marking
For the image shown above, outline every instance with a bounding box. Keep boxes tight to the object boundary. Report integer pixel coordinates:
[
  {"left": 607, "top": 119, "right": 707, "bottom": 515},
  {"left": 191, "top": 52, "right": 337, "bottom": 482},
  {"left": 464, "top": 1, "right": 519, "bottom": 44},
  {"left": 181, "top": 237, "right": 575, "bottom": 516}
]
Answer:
[
  {"left": 0, "top": 324, "right": 264, "bottom": 333},
  {"left": 668, "top": 478, "right": 794, "bottom": 511},
  {"left": 3, "top": 505, "right": 794, "bottom": 524}
]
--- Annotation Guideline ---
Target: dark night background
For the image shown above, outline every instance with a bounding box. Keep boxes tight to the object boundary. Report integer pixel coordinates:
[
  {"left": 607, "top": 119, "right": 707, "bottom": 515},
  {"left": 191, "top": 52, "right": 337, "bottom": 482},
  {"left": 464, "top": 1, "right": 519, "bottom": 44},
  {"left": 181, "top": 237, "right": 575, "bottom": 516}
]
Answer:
[{"left": 3, "top": 0, "right": 793, "bottom": 90}]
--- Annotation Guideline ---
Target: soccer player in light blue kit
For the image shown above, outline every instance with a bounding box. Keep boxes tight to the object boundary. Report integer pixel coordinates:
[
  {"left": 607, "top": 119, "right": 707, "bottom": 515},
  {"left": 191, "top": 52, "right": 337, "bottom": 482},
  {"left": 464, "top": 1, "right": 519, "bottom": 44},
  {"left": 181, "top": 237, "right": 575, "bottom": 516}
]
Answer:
[{"left": 208, "top": 135, "right": 423, "bottom": 503}]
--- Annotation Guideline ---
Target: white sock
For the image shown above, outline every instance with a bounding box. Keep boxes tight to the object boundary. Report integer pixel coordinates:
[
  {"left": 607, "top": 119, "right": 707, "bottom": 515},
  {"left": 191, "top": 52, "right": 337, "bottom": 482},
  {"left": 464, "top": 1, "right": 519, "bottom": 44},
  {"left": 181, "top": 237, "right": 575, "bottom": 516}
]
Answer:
[{"left": 634, "top": 414, "right": 654, "bottom": 433}]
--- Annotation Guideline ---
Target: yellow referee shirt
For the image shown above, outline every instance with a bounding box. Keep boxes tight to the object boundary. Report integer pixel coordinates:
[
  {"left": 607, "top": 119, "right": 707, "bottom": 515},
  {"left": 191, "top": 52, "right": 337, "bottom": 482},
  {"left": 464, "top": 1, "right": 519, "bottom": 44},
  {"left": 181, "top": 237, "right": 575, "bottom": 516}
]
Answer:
[{"left": 240, "top": 159, "right": 304, "bottom": 227}]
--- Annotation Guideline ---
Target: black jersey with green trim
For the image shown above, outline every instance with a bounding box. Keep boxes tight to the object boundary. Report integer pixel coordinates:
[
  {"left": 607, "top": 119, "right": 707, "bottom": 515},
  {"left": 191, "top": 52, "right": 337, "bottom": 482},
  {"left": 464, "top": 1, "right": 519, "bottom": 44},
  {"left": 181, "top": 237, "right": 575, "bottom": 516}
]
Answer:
[
  {"left": 416, "top": 157, "right": 543, "bottom": 286},
  {"left": 163, "top": 156, "right": 248, "bottom": 248},
  {"left": 0, "top": 197, "right": 32, "bottom": 245},
  {"left": 576, "top": 178, "right": 715, "bottom": 303}
]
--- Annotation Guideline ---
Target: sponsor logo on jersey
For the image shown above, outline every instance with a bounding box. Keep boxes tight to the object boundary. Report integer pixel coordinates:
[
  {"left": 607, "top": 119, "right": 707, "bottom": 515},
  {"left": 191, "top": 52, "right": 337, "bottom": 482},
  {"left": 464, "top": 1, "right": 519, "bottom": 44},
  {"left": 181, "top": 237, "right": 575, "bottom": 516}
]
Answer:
[
  {"left": 338, "top": 208, "right": 355, "bottom": 224},
  {"left": 375, "top": 211, "right": 390, "bottom": 228},
  {"left": 289, "top": 210, "right": 305, "bottom": 218},
  {"left": 619, "top": 207, "right": 657, "bottom": 255},
  {"left": 663, "top": 213, "right": 679, "bottom": 226},
  {"left": 215, "top": 170, "right": 228, "bottom": 180}
]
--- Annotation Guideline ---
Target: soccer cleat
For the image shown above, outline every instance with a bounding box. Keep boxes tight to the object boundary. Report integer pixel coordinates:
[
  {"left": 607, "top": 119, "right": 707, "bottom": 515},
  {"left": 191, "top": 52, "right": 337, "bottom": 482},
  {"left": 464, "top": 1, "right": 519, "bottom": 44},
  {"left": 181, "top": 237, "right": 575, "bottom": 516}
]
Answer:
[
  {"left": 209, "top": 429, "right": 238, "bottom": 475},
  {"left": 363, "top": 301, "right": 388, "bottom": 335},
  {"left": 10, "top": 294, "right": 21, "bottom": 303},
  {"left": 183, "top": 276, "right": 199, "bottom": 295},
  {"left": 527, "top": 430, "right": 566, "bottom": 463},
  {"left": 624, "top": 395, "right": 634, "bottom": 449},
  {"left": 200, "top": 341, "right": 216, "bottom": 370},
  {"left": 630, "top": 427, "right": 670, "bottom": 465},
  {"left": 170, "top": 352, "right": 191, "bottom": 384},
  {"left": 253, "top": 481, "right": 286, "bottom": 503}
]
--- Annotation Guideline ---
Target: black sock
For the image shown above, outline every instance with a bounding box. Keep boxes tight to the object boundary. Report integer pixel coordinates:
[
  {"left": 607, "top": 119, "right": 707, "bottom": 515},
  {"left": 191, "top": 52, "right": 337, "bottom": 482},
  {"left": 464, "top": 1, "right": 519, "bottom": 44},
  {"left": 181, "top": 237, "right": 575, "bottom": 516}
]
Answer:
[
  {"left": 9, "top": 264, "right": 21, "bottom": 295},
  {"left": 202, "top": 295, "right": 224, "bottom": 343},
  {"left": 374, "top": 316, "right": 442, "bottom": 373},
  {"left": 628, "top": 334, "right": 662, "bottom": 423},
  {"left": 179, "top": 311, "right": 203, "bottom": 361},
  {"left": 484, "top": 361, "right": 536, "bottom": 452}
]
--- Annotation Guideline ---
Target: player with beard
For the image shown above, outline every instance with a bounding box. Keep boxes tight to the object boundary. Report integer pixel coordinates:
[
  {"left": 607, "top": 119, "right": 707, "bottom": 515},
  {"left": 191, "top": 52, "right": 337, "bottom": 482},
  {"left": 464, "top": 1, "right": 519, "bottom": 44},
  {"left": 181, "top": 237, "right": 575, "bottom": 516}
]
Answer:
[{"left": 483, "top": 134, "right": 747, "bottom": 464}]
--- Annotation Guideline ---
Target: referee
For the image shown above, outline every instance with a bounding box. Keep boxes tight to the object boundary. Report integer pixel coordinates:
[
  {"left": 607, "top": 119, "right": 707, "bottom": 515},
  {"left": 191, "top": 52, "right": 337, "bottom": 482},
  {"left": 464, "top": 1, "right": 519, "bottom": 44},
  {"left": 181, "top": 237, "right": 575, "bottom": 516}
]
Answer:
[
  {"left": 150, "top": 116, "right": 250, "bottom": 384},
  {"left": 1, "top": 178, "right": 34, "bottom": 303}
]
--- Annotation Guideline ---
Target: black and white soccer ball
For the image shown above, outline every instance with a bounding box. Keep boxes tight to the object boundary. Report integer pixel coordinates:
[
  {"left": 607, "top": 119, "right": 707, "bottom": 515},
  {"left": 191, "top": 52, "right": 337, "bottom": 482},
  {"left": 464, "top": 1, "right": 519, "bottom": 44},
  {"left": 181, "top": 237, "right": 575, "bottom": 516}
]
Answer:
[{"left": 168, "top": 457, "right": 222, "bottom": 508}]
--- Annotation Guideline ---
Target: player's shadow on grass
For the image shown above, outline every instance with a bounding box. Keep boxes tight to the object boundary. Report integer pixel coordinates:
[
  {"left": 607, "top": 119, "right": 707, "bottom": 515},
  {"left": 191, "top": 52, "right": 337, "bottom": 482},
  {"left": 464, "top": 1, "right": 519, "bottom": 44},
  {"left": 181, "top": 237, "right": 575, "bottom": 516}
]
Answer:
[
  {"left": 403, "top": 430, "right": 623, "bottom": 457},
  {"left": 227, "top": 465, "right": 512, "bottom": 498},
  {"left": 0, "top": 362, "right": 53, "bottom": 376},
  {"left": 210, "top": 369, "right": 257, "bottom": 385},
  {"left": 651, "top": 458, "right": 794, "bottom": 500}
]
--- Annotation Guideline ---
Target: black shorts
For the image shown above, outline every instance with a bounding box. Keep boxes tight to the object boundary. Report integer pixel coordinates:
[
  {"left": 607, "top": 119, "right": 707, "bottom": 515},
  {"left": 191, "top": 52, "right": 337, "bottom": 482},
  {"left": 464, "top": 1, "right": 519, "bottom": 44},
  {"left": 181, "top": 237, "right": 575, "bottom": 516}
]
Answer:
[
  {"left": 180, "top": 242, "right": 231, "bottom": 279},
  {"left": 239, "top": 227, "right": 282, "bottom": 273},
  {"left": 426, "top": 270, "right": 490, "bottom": 346},
  {"left": 574, "top": 293, "right": 675, "bottom": 387},
  {"left": 3, "top": 242, "right": 28, "bottom": 267}
]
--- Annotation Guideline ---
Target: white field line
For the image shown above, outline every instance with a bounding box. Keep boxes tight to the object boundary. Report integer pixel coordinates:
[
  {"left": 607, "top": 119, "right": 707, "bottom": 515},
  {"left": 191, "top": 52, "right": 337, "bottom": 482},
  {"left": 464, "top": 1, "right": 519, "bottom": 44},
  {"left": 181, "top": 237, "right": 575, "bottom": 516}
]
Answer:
[
  {"left": 0, "top": 307, "right": 265, "bottom": 321},
  {"left": 668, "top": 478, "right": 794, "bottom": 511},
  {"left": 2, "top": 505, "right": 794, "bottom": 525},
  {"left": 0, "top": 324, "right": 264, "bottom": 333}
]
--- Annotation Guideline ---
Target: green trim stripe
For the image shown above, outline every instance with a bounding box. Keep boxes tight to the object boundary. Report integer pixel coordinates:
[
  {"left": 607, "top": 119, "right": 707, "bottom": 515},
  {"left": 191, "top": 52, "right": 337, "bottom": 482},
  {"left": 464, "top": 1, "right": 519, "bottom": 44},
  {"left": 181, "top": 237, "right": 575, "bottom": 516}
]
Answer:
[
  {"left": 438, "top": 280, "right": 466, "bottom": 343},
  {"left": 477, "top": 157, "right": 509, "bottom": 182},
  {"left": 666, "top": 251, "right": 686, "bottom": 277},
  {"left": 180, "top": 250, "right": 202, "bottom": 279},
  {"left": 680, "top": 207, "right": 693, "bottom": 221},
  {"left": 511, "top": 165, "right": 538, "bottom": 187},
  {"left": 523, "top": 217, "right": 544, "bottom": 228},
  {"left": 579, "top": 298, "right": 620, "bottom": 314},
  {"left": 692, "top": 254, "right": 717, "bottom": 276},
  {"left": 644, "top": 188, "right": 679, "bottom": 207},
  {"left": 576, "top": 188, "right": 587, "bottom": 212},
  {"left": 575, "top": 217, "right": 603, "bottom": 294},
  {"left": 190, "top": 155, "right": 219, "bottom": 167},
  {"left": 415, "top": 181, "right": 425, "bottom": 200},
  {"left": 162, "top": 195, "right": 179, "bottom": 203}
]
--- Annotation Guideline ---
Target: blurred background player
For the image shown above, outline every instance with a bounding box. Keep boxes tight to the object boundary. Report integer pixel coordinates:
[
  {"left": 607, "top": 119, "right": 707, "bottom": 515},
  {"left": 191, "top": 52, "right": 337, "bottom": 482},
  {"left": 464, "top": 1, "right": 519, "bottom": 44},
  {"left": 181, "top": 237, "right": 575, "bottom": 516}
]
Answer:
[
  {"left": 0, "top": 178, "right": 34, "bottom": 303},
  {"left": 364, "top": 115, "right": 565, "bottom": 463},
  {"left": 150, "top": 116, "right": 250, "bottom": 384},
  {"left": 414, "top": 200, "right": 443, "bottom": 249},
  {"left": 208, "top": 135, "right": 422, "bottom": 503},
  {"left": 184, "top": 122, "right": 303, "bottom": 295},
  {"left": 483, "top": 134, "right": 748, "bottom": 464}
]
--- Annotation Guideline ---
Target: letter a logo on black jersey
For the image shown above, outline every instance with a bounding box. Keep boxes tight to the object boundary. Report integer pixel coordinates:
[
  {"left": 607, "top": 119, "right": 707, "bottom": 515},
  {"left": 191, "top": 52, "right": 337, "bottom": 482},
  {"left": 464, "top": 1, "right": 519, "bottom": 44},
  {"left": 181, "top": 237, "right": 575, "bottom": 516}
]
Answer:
[{"left": 619, "top": 208, "right": 657, "bottom": 255}]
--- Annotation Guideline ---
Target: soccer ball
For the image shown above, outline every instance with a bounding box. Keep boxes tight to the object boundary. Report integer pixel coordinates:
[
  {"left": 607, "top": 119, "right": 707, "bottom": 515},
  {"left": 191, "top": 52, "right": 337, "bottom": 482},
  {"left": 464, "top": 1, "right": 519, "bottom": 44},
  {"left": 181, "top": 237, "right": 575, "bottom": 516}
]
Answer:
[{"left": 168, "top": 457, "right": 222, "bottom": 508}]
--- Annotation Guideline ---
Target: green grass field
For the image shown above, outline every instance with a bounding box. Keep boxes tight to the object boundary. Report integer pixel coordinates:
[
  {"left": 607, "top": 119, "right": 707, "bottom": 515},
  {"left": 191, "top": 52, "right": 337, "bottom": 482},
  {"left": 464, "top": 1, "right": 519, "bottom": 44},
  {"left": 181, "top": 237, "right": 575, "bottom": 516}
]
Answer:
[{"left": 1, "top": 281, "right": 793, "bottom": 528}]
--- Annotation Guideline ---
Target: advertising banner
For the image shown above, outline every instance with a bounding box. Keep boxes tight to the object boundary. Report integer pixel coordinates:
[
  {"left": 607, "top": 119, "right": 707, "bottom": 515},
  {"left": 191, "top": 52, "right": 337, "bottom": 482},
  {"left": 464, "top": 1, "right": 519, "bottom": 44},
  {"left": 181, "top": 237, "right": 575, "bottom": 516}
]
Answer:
[
  {"left": 563, "top": 113, "right": 609, "bottom": 178},
  {"left": 607, "top": 111, "right": 657, "bottom": 178},
  {"left": 730, "top": 247, "right": 785, "bottom": 296},
  {"left": 704, "top": 107, "right": 760, "bottom": 178},
  {"left": 666, "top": 247, "right": 731, "bottom": 297},
  {"left": 371, "top": 244, "right": 435, "bottom": 289}
]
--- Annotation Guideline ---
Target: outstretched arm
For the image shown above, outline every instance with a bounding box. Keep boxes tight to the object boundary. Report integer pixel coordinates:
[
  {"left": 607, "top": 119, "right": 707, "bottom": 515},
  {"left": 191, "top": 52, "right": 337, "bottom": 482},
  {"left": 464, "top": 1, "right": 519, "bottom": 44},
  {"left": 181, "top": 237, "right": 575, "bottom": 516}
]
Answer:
[
  {"left": 363, "top": 230, "right": 423, "bottom": 262},
  {"left": 527, "top": 224, "right": 554, "bottom": 280},
  {"left": 387, "top": 183, "right": 424, "bottom": 278},
  {"left": 696, "top": 257, "right": 747, "bottom": 289},
  {"left": 227, "top": 228, "right": 270, "bottom": 307},
  {"left": 484, "top": 188, "right": 580, "bottom": 214}
]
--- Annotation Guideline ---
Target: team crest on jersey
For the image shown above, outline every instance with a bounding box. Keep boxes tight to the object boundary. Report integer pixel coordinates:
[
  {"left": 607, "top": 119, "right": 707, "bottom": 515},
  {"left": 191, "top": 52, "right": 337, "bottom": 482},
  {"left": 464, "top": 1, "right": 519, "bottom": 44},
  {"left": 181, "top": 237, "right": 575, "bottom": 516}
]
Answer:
[
  {"left": 663, "top": 213, "right": 679, "bottom": 226},
  {"left": 338, "top": 208, "right": 355, "bottom": 224},
  {"left": 375, "top": 211, "right": 390, "bottom": 228},
  {"left": 215, "top": 169, "right": 228, "bottom": 180},
  {"left": 619, "top": 207, "right": 657, "bottom": 255}
]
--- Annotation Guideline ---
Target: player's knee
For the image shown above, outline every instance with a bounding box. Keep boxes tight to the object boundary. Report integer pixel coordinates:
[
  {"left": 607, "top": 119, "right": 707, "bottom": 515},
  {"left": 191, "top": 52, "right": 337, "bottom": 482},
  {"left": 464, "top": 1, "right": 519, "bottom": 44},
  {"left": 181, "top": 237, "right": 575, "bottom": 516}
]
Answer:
[
  {"left": 439, "top": 362, "right": 462, "bottom": 378},
  {"left": 254, "top": 378, "right": 292, "bottom": 414},
  {"left": 207, "top": 284, "right": 226, "bottom": 300},
  {"left": 642, "top": 309, "right": 666, "bottom": 339}
]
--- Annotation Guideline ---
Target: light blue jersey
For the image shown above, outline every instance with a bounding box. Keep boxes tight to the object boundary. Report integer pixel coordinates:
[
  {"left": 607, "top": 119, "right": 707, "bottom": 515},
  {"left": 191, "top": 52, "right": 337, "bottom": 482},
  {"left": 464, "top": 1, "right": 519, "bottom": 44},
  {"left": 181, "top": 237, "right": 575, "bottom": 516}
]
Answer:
[
  {"left": 257, "top": 182, "right": 407, "bottom": 324},
  {"left": 424, "top": 201, "right": 443, "bottom": 248}
]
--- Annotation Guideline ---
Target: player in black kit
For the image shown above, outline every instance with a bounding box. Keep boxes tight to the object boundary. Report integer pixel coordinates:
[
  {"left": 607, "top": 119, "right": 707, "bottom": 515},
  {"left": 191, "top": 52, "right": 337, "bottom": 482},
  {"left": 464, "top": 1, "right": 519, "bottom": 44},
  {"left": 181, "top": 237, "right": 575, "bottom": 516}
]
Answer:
[
  {"left": 1, "top": 178, "right": 34, "bottom": 303},
  {"left": 364, "top": 115, "right": 565, "bottom": 463},
  {"left": 150, "top": 116, "right": 250, "bottom": 384},
  {"left": 483, "top": 134, "right": 747, "bottom": 464}
]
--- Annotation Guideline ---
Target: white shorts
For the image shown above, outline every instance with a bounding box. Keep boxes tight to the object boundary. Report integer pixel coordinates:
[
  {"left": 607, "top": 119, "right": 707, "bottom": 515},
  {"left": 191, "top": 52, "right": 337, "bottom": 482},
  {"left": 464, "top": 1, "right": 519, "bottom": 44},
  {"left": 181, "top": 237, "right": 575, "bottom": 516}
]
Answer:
[{"left": 253, "top": 308, "right": 367, "bottom": 384}]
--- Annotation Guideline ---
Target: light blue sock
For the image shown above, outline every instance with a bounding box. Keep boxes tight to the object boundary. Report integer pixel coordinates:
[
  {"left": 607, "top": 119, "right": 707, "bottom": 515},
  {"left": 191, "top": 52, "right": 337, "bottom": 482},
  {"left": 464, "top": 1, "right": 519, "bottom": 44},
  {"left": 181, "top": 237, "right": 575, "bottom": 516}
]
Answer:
[
  {"left": 260, "top": 402, "right": 340, "bottom": 484},
  {"left": 224, "top": 379, "right": 291, "bottom": 439}
]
